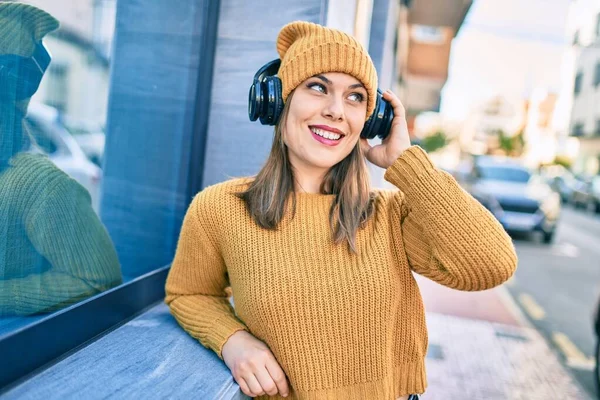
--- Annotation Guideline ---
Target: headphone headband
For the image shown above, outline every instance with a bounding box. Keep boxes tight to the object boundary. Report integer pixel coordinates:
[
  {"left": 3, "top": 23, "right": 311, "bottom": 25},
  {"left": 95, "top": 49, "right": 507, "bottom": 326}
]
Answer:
[
  {"left": 248, "top": 58, "right": 393, "bottom": 140},
  {"left": 254, "top": 59, "right": 280, "bottom": 85}
]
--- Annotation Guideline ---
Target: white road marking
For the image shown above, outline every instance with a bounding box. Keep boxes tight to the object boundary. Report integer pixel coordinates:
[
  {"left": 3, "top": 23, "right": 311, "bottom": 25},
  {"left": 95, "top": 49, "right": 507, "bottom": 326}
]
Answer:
[
  {"left": 518, "top": 293, "right": 546, "bottom": 320},
  {"left": 552, "top": 332, "right": 595, "bottom": 371},
  {"left": 550, "top": 242, "right": 580, "bottom": 258}
]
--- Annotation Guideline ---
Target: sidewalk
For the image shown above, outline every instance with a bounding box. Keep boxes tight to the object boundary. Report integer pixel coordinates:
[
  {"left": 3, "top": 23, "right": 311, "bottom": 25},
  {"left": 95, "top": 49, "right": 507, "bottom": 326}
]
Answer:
[{"left": 415, "top": 275, "right": 591, "bottom": 400}]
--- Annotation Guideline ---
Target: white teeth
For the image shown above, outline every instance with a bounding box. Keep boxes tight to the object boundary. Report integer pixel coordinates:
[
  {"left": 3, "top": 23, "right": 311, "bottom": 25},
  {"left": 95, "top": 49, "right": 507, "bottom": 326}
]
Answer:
[{"left": 310, "top": 127, "right": 341, "bottom": 140}]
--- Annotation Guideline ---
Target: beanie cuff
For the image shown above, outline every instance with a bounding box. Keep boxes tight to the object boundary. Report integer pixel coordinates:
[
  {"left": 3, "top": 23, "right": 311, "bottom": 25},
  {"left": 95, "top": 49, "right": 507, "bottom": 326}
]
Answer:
[{"left": 279, "top": 43, "right": 377, "bottom": 120}]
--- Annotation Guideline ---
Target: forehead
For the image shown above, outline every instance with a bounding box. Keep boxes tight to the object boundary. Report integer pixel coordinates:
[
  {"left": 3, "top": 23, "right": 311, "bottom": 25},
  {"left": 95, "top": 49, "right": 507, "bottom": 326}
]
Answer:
[{"left": 308, "top": 72, "right": 363, "bottom": 87}]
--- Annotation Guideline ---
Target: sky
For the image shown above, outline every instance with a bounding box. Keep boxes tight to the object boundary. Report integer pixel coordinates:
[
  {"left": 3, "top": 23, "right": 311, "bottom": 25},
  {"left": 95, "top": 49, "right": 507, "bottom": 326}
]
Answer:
[{"left": 440, "top": 0, "right": 573, "bottom": 120}]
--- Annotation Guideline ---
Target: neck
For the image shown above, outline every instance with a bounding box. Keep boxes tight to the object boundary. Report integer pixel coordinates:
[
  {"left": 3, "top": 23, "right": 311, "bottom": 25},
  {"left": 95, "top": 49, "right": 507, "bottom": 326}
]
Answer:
[{"left": 291, "top": 163, "right": 328, "bottom": 194}]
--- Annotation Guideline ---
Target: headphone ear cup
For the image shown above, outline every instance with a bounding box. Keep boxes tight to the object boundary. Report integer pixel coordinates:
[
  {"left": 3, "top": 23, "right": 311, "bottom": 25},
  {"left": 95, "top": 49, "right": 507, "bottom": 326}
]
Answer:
[
  {"left": 260, "top": 75, "right": 283, "bottom": 126},
  {"left": 248, "top": 80, "right": 263, "bottom": 122},
  {"left": 0, "top": 59, "right": 43, "bottom": 101},
  {"left": 361, "top": 89, "right": 393, "bottom": 140},
  {"left": 270, "top": 76, "right": 283, "bottom": 125},
  {"left": 360, "top": 111, "right": 376, "bottom": 140}
]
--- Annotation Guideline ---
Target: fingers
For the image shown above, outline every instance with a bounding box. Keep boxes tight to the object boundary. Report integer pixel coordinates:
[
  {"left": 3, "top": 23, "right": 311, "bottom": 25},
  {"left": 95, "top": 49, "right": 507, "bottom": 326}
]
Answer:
[
  {"left": 382, "top": 89, "right": 406, "bottom": 119},
  {"left": 265, "top": 358, "right": 290, "bottom": 397},
  {"left": 245, "top": 373, "right": 265, "bottom": 396},
  {"left": 224, "top": 332, "right": 290, "bottom": 398},
  {"left": 236, "top": 377, "right": 254, "bottom": 397},
  {"left": 235, "top": 359, "right": 289, "bottom": 398},
  {"left": 360, "top": 138, "right": 371, "bottom": 154},
  {"left": 253, "top": 366, "right": 280, "bottom": 397}
]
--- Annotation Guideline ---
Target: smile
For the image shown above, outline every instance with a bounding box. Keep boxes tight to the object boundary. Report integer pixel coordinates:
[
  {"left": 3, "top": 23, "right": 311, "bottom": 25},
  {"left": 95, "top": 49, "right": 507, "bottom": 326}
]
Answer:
[{"left": 309, "top": 126, "right": 345, "bottom": 146}]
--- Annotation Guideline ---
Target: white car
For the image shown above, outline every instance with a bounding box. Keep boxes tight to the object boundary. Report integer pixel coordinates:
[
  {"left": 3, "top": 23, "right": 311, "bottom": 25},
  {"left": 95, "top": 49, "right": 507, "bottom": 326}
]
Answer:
[{"left": 24, "top": 103, "right": 102, "bottom": 213}]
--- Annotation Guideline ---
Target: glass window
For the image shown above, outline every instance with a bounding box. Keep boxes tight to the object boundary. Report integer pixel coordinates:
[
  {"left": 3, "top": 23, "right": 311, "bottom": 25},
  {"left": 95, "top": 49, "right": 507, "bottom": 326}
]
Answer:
[
  {"left": 0, "top": 0, "right": 120, "bottom": 336},
  {"left": 477, "top": 166, "right": 531, "bottom": 183},
  {"left": 571, "top": 122, "right": 584, "bottom": 137},
  {"left": 411, "top": 25, "right": 445, "bottom": 44},
  {"left": 44, "top": 63, "right": 69, "bottom": 113},
  {"left": 23, "top": 118, "right": 59, "bottom": 155},
  {"left": 574, "top": 72, "right": 583, "bottom": 96}
]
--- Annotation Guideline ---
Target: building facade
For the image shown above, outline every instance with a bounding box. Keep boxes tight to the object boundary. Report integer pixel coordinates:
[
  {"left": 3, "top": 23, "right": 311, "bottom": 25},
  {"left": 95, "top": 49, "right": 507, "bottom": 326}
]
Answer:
[{"left": 566, "top": 0, "right": 600, "bottom": 174}]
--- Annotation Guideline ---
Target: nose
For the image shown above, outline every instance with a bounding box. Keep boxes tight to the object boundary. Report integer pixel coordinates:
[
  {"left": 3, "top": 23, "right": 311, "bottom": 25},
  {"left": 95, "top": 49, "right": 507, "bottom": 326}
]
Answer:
[{"left": 322, "top": 94, "right": 344, "bottom": 122}]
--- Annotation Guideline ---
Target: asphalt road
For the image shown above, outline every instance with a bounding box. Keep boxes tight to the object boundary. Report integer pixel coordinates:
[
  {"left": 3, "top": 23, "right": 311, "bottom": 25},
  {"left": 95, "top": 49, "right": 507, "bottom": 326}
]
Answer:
[{"left": 506, "top": 205, "right": 600, "bottom": 399}]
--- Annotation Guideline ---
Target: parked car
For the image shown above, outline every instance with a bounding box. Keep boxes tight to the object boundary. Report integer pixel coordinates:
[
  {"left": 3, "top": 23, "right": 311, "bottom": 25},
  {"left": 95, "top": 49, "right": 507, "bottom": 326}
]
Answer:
[
  {"left": 463, "top": 156, "right": 561, "bottom": 243},
  {"left": 24, "top": 103, "right": 102, "bottom": 213},
  {"left": 592, "top": 296, "right": 600, "bottom": 397},
  {"left": 539, "top": 165, "right": 580, "bottom": 204},
  {"left": 61, "top": 117, "right": 106, "bottom": 168},
  {"left": 570, "top": 176, "right": 600, "bottom": 213}
]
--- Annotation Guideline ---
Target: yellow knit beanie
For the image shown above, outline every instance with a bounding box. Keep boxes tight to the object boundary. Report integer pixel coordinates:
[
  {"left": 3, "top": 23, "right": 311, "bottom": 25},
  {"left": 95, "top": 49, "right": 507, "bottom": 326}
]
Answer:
[
  {"left": 0, "top": 2, "right": 59, "bottom": 57},
  {"left": 276, "top": 21, "right": 378, "bottom": 120}
]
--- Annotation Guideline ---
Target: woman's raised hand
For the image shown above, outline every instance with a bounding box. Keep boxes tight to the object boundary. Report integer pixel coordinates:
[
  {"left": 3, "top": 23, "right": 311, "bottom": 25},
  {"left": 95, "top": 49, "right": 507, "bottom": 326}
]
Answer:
[
  {"left": 360, "top": 89, "right": 412, "bottom": 169},
  {"left": 222, "top": 330, "right": 290, "bottom": 398}
]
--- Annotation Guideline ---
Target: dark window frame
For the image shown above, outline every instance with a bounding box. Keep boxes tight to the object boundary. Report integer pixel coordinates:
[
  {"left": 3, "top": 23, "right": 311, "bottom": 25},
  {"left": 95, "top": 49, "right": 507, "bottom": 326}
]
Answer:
[
  {"left": 574, "top": 72, "right": 583, "bottom": 95},
  {"left": 0, "top": 0, "right": 220, "bottom": 391},
  {"left": 0, "top": 266, "right": 169, "bottom": 392},
  {"left": 571, "top": 122, "right": 585, "bottom": 137}
]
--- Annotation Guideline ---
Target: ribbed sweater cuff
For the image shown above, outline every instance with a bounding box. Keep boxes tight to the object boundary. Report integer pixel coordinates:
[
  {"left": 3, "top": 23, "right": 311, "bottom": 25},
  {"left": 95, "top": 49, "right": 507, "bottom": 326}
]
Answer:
[
  {"left": 383, "top": 145, "right": 435, "bottom": 191},
  {"left": 212, "top": 317, "right": 249, "bottom": 360}
]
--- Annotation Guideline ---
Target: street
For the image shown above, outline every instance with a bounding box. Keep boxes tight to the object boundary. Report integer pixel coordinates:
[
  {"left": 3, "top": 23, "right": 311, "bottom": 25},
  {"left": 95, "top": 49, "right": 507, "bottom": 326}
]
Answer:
[{"left": 506, "top": 205, "right": 600, "bottom": 399}]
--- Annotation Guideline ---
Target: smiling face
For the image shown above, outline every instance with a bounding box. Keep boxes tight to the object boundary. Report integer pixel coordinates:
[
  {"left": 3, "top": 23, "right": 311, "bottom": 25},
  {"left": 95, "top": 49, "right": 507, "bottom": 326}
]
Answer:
[{"left": 282, "top": 72, "right": 368, "bottom": 173}]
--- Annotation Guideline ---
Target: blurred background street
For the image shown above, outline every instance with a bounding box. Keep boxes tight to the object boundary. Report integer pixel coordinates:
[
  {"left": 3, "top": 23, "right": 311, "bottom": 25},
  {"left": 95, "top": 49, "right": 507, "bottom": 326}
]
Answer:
[
  {"left": 416, "top": 202, "right": 600, "bottom": 398},
  {"left": 4, "top": 0, "right": 600, "bottom": 398}
]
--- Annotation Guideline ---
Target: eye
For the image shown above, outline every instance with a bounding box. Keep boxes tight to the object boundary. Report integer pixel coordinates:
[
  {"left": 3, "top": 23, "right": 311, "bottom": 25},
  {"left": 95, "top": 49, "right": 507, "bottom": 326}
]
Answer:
[
  {"left": 307, "top": 82, "right": 326, "bottom": 93},
  {"left": 348, "top": 92, "right": 365, "bottom": 103}
]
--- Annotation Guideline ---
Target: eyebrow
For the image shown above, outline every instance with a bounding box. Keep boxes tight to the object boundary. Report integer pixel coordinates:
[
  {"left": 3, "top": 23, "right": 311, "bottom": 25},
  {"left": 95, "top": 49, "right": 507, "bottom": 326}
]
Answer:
[{"left": 315, "top": 74, "right": 365, "bottom": 90}]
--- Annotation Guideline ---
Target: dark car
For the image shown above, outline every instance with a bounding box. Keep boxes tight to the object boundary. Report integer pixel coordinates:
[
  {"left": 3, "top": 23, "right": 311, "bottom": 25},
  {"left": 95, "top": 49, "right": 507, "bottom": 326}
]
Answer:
[
  {"left": 592, "top": 298, "right": 600, "bottom": 397},
  {"left": 539, "top": 164, "right": 579, "bottom": 204},
  {"left": 571, "top": 176, "right": 600, "bottom": 213},
  {"left": 463, "top": 156, "right": 561, "bottom": 243}
]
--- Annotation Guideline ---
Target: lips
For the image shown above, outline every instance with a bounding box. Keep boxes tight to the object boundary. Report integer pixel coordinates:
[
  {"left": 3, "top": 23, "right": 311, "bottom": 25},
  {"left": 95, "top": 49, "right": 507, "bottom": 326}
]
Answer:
[
  {"left": 311, "top": 125, "right": 345, "bottom": 136},
  {"left": 309, "top": 126, "right": 344, "bottom": 147}
]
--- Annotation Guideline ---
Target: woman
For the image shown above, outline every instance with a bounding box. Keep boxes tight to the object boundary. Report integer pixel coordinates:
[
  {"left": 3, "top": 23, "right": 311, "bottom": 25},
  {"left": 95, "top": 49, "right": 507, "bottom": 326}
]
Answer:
[
  {"left": 0, "top": 2, "right": 122, "bottom": 317},
  {"left": 165, "top": 21, "right": 518, "bottom": 399}
]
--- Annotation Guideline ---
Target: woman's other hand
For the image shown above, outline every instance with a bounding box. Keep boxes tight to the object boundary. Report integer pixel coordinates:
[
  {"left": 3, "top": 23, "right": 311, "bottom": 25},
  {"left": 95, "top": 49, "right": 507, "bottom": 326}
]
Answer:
[
  {"left": 222, "top": 330, "right": 290, "bottom": 398},
  {"left": 360, "top": 89, "right": 412, "bottom": 169}
]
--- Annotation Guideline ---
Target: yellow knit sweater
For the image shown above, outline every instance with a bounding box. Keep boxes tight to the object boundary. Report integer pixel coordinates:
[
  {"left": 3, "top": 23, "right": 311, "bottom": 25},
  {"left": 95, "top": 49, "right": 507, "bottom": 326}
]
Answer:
[{"left": 164, "top": 146, "right": 518, "bottom": 399}]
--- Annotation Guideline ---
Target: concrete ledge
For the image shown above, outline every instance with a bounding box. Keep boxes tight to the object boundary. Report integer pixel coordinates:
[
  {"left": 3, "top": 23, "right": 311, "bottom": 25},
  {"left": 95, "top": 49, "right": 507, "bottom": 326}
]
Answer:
[{"left": 4, "top": 304, "right": 248, "bottom": 400}]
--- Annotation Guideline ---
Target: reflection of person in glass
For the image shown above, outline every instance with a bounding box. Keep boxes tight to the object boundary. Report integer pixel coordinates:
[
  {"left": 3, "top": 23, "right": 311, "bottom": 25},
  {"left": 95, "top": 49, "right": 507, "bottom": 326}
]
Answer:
[{"left": 0, "top": 2, "right": 122, "bottom": 316}]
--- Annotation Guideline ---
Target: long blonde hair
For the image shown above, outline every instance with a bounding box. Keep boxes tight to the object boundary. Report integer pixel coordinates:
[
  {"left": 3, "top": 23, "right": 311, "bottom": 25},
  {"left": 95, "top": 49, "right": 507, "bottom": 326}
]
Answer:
[{"left": 236, "top": 90, "right": 375, "bottom": 253}]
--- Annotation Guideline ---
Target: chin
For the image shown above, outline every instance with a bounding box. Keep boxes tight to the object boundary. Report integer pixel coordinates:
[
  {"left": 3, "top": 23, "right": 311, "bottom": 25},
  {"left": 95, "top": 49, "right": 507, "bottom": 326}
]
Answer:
[{"left": 306, "top": 154, "right": 343, "bottom": 170}]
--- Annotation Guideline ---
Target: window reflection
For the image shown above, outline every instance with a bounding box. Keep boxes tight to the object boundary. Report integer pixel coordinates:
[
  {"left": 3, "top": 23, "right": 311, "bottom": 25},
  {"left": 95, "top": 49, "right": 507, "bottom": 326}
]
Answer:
[{"left": 0, "top": 1, "right": 120, "bottom": 332}]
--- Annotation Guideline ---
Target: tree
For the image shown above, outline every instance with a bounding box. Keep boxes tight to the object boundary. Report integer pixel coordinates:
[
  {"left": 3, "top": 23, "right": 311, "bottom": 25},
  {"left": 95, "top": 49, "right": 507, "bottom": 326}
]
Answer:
[
  {"left": 552, "top": 155, "right": 572, "bottom": 169},
  {"left": 496, "top": 129, "right": 525, "bottom": 157},
  {"left": 419, "top": 130, "right": 448, "bottom": 153}
]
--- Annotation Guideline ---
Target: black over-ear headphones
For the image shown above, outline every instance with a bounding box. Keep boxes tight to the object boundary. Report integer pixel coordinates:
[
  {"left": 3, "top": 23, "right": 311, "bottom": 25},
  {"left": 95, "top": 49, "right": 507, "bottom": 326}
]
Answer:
[
  {"left": 248, "top": 59, "right": 394, "bottom": 140},
  {"left": 0, "top": 41, "right": 52, "bottom": 101}
]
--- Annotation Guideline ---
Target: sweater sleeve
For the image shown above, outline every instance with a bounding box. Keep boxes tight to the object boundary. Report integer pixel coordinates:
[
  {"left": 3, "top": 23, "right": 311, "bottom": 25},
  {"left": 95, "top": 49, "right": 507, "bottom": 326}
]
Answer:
[
  {"left": 165, "top": 191, "right": 249, "bottom": 360},
  {"left": 0, "top": 176, "right": 122, "bottom": 316},
  {"left": 384, "top": 145, "right": 518, "bottom": 291}
]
